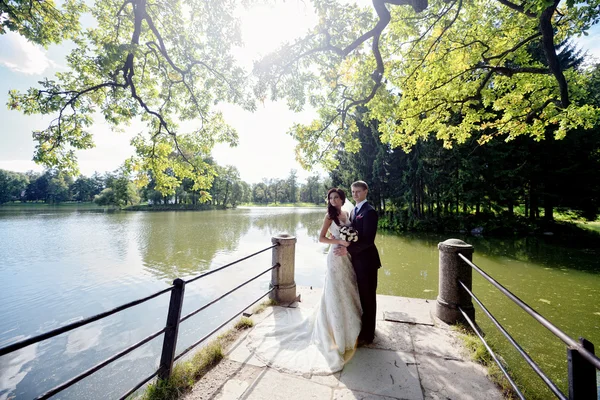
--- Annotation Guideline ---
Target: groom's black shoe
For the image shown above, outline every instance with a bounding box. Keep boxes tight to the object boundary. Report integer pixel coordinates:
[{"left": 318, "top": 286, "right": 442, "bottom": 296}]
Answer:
[{"left": 357, "top": 337, "right": 374, "bottom": 347}]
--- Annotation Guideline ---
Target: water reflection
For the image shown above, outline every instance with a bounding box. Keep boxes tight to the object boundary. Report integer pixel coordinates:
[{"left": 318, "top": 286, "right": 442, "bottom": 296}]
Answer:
[
  {"left": 468, "top": 235, "right": 600, "bottom": 272},
  {"left": 0, "top": 207, "right": 598, "bottom": 400},
  {"left": 138, "top": 211, "right": 252, "bottom": 281},
  {"left": 0, "top": 340, "right": 38, "bottom": 400}
]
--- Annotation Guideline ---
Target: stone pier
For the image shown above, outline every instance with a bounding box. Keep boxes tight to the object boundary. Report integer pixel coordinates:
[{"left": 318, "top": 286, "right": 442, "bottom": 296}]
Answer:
[{"left": 184, "top": 286, "right": 504, "bottom": 400}]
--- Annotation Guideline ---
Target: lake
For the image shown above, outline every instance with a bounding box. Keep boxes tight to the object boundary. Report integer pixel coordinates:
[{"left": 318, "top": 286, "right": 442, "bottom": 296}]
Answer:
[{"left": 0, "top": 207, "right": 598, "bottom": 399}]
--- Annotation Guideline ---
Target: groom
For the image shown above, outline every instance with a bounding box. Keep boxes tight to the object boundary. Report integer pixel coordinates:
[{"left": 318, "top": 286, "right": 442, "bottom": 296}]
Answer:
[{"left": 335, "top": 180, "right": 381, "bottom": 344}]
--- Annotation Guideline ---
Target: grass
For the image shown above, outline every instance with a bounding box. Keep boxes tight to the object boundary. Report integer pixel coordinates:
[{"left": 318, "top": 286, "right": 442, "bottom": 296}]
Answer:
[
  {"left": 453, "top": 324, "right": 522, "bottom": 399},
  {"left": 574, "top": 220, "right": 600, "bottom": 233},
  {"left": 142, "top": 341, "right": 224, "bottom": 400},
  {"left": 140, "top": 299, "right": 276, "bottom": 400},
  {"left": 251, "top": 298, "right": 277, "bottom": 315},
  {"left": 234, "top": 317, "right": 254, "bottom": 330}
]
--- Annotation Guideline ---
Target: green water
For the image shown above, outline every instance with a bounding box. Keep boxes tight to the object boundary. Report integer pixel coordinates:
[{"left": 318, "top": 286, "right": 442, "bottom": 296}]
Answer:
[{"left": 0, "top": 207, "right": 598, "bottom": 399}]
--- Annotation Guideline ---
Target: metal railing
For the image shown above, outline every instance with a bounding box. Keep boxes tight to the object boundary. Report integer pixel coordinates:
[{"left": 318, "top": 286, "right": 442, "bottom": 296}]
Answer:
[
  {"left": 0, "top": 243, "right": 280, "bottom": 400},
  {"left": 456, "top": 252, "right": 599, "bottom": 400}
]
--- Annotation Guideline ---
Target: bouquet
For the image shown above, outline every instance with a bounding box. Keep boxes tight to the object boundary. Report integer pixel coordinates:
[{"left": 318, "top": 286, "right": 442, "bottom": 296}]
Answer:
[{"left": 339, "top": 226, "right": 358, "bottom": 242}]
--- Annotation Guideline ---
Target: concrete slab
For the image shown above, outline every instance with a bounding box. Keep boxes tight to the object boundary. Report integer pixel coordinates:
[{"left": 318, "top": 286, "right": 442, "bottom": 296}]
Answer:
[
  {"left": 415, "top": 355, "right": 504, "bottom": 400},
  {"left": 227, "top": 332, "right": 267, "bottom": 368},
  {"left": 305, "top": 371, "right": 342, "bottom": 388},
  {"left": 333, "top": 388, "right": 400, "bottom": 400},
  {"left": 339, "top": 348, "right": 423, "bottom": 400},
  {"left": 364, "top": 321, "right": 413, "bottom": 353},
  {"left": 184, "top": 292, "right": 503, "bottom": 400},
  {"left": 185, "top": 359, "right": 263, "bottom": 400},
  {"left": 380, "top": 297, "right": 435, "bottom": 326},
  {"left": 241, "top": 368, "right": 333, "bottom": 400},
  {"left": 408, "top": 324, "right": 464, "bottom": 360},
  {"left": 294, "top": 286, "right": 322, "bottom": 308}
]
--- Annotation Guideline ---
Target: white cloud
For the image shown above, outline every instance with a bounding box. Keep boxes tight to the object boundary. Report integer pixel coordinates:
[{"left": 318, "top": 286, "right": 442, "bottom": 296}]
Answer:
[{"left": 0, "top": 32, "right": 55, "bottom": 75}]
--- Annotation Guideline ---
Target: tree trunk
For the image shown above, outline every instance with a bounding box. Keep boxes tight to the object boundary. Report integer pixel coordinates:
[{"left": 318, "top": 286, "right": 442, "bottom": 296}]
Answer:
[
  {"left": 529, "top": 181, "right": 539, "bottom": 220},
  {"left": 544, "top": 194, "right": 553, "bottom": 221}
]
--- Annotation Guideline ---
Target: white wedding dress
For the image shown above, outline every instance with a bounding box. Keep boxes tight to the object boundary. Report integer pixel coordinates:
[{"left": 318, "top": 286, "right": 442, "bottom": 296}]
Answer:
[{"left": 246, "top": 216, "right": 362, "bottom": 376}]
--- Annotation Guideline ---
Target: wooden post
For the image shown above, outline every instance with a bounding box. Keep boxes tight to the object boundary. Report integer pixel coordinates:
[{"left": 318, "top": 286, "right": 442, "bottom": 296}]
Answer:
[
  {"left": 436, "top": 239, "right": 475, "bottom": 324},
  {"left": 567, "top": 337, "right": 596, "bottom": 399},
  {"left": 158, "top": 278, "right": 185, "bottom": 380},
  {"left": 270, "top": 234, "right": 297, "bottom": 304}
]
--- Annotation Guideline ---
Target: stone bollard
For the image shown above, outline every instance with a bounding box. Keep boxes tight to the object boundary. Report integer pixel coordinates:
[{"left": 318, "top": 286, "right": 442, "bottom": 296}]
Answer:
[
  {"left": 436, "top": 239, "right": 475, "bottom": 324},
  {"left": 270, "top": 234, "right": 297, "bottom": 304}
]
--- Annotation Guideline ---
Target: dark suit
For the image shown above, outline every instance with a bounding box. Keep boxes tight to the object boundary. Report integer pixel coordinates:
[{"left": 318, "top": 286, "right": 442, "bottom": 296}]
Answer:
[{"left": 348, "top": 202, "right": 381, "bottom": 342}]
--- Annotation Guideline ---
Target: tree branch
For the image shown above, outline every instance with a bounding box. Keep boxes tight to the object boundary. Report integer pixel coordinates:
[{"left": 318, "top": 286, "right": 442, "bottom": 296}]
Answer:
[
  {"left": 539, "top": 1, "right": 569, "bottom": 107},
  {"left": 494, "top": 0, "right": 536, "bottom": 18},
  {"left": 483, "top": 32, "right": 541, "bottom": 62}
]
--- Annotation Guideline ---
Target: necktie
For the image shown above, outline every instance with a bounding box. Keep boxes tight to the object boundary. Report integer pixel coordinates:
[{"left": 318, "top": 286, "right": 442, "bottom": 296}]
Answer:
[{"left": 353, "top": 207, "right": 359, "bottom": 220}]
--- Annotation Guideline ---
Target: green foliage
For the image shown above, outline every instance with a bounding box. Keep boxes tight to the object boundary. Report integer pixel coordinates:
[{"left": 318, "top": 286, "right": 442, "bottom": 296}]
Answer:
[
  {"left": 254, "top": 0, "right": 600, "bottom": 169},
  {"left": 7, "top": 0, "right": 254, "bottom": 196},
  {"left": 0, "top": 0, "right": 85, "bottom": 47},
  {"left": 327, "top": 66, "right": 600, "bottom": 232},
  {"left": 94, "top": 188, "right": 118, "bottom": 206},
  {"left": 94, "top": 170, "right": 141, "bottom": 207},
  {"left": 0, "top": 169, "right": 29, "bottom": 204}
]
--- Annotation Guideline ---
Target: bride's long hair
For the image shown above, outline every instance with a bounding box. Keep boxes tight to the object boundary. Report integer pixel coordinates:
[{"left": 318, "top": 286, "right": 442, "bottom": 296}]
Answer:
[{"left": 326, "top": 188, "right": 346, "bottom": 226}]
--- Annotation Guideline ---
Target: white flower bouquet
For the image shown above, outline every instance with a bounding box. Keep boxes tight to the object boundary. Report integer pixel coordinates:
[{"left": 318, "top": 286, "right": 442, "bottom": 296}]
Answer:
[{"left": 339, "top": 226, "right": 358, "bottom": 242}]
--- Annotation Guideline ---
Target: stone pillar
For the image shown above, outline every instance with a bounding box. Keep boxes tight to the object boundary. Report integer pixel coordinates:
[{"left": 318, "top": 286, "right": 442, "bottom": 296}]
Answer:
[
  {"left": 436, "top": 239, "right": 475, "bottom": 324},
  {"left": 270, "top": 234, "right": 297, "bottom": 304}
]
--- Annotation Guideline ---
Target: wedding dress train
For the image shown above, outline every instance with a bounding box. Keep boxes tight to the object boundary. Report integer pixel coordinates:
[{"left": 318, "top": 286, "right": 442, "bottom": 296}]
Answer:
[{"left": 246, "top": 220, "right": 362, "bottom": 375}]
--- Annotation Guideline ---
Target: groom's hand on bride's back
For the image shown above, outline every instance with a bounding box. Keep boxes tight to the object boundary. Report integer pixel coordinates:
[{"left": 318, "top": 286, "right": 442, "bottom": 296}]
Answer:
[{"left": 334, "top": 246, "right": 348, "bottom": 256}]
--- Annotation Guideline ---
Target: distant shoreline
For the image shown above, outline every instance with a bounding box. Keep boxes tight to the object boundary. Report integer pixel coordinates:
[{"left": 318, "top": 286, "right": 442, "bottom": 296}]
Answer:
[{"left": 0, "top": 202, "right": 325, "bottom": 210}]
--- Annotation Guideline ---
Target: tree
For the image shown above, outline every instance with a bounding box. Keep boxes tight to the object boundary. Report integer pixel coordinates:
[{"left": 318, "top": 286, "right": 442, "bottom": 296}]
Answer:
[
  {"left": 286, "top": 169, "right": 299, "bottom": 203},
  {"left": 94, "top": 188, "right": 117, "bottom": 206},
  {"left": 0, "top": 170, "right": 29, "bottom": 204},
  {"left": 25, "top": 171, "right": 46, "bottom": 202},
  {"left": 1, "top": 0, "right": 85, "bottom": 46},
  {"left": 46, "top": 171, "right": 73, "bottom": 203},
  {"left": 252, "top": 182, "right": 268, "bottom": 204},
  {"left": 70, "top": 176, "right": 99, "bottom": 202},
  {"left": 94, "top": 170, "right": 140, "bottom": 206},
  {"left": 254, "top": 0, "right": 600, "bottom": 170},
  {"left": 8, "top": 0, "right": 254, "bottom": 197},
  {"left": 300, "top": 174, "right": 324, "bottom": 205}
]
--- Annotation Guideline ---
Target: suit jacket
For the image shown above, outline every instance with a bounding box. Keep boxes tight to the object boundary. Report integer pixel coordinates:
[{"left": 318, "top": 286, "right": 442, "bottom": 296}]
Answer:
[{"left": 348, "top": 202, "right": 381, "bottom": 269}]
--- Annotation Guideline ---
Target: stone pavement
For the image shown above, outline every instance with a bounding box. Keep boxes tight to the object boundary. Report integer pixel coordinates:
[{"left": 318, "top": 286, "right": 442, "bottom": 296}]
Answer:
[{"left": 184, "top": 286, "right": 504, "bottom": 400}]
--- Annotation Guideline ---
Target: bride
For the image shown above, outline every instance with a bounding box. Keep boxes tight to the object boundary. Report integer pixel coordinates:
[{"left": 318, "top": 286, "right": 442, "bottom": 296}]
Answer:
[{"left": 246, "top": 188, "right": 362, "bottom": 376}]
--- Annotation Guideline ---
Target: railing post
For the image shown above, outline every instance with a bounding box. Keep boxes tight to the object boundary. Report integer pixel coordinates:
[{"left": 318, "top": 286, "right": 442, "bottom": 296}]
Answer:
[
  {"left": 567, "top": 337, "right": 596, "bottom": 399},
  {"left": 436, "top": 238, "right": 475, "bottom": 324},
  {"left": 270, "top": 234, "right": 297, "bottom": 304},
  {"left": 158, "top": 278, "right": 185, "bottom": 380}
]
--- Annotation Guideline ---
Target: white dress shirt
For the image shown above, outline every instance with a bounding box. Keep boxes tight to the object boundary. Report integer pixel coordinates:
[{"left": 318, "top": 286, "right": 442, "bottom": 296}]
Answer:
[{"left": 353, "top": 199, "right": 368, "bottom": 219}]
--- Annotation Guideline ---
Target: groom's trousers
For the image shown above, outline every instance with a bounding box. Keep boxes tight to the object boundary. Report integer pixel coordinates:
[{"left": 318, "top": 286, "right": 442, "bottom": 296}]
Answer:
[{"left": 355, "top": 265, "right": 378, "bottom": 341}]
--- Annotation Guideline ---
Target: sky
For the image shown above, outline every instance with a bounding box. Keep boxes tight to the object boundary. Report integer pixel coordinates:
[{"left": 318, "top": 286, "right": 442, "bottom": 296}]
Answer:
[
  {"left": 0, "top": 1, "right": 322, "bottom": 184},
  {"left": 1, "top": 1, "right": 599, "bottom": 184}
]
